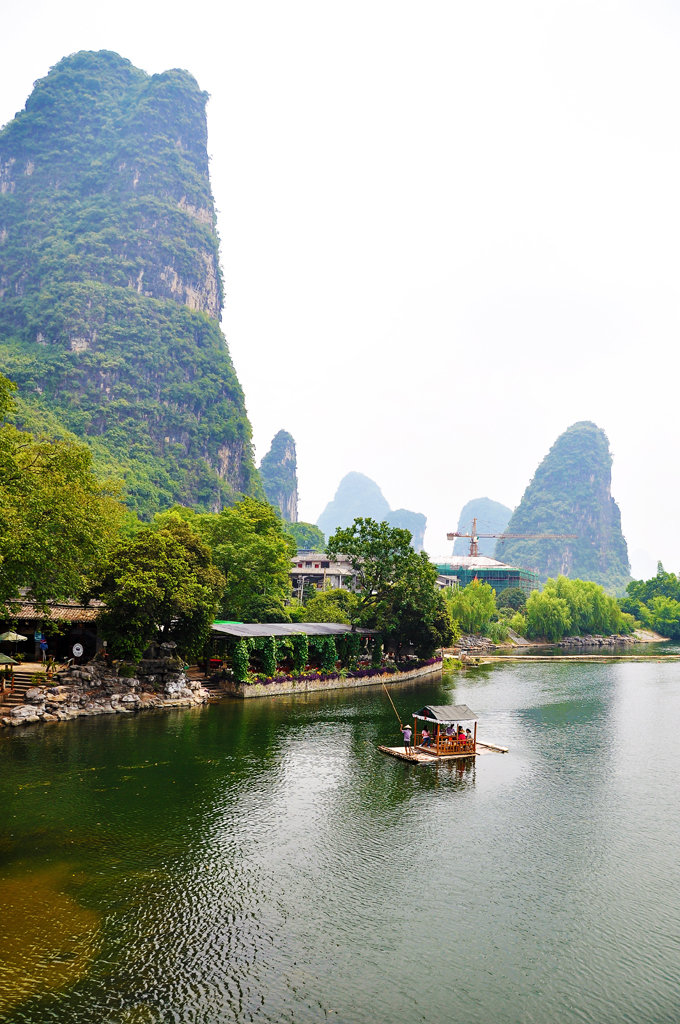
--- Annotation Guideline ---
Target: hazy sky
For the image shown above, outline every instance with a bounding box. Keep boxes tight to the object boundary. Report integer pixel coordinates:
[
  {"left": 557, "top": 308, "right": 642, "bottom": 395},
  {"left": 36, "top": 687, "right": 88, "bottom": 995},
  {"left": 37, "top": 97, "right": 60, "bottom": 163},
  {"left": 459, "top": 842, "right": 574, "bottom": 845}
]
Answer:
[{"left": 2, "top": 1, "right": 679, "bottom": 577}]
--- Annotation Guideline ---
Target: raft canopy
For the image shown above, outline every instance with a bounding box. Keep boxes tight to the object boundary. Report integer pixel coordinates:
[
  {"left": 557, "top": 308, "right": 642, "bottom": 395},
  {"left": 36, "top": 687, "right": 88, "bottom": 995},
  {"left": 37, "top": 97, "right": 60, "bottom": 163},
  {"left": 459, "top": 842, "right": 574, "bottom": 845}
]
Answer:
[{"left": 413, "top": 704, "right": 478, "bottom": 724}]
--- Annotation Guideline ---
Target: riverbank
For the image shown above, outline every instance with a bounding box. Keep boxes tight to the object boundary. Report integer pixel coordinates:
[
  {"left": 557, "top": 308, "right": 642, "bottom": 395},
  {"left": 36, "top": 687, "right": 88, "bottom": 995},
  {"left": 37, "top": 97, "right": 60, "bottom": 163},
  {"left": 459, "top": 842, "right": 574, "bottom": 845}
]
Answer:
[{"left": 0, "top": 654, "right": 210, "bottom": 729}]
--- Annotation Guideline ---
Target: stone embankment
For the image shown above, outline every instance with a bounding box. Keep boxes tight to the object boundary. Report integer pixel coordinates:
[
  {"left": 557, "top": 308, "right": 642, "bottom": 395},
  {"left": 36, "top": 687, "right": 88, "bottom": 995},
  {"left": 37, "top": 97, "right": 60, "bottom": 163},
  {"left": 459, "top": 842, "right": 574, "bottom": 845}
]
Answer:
[
  {"left": 457, "top": 635, "right": 497, "bottom": 652},
  {"left": 555, "top": 635, "right": 638, "bottom": 648},
  {"left": 1, "top": 651, "right": 210, "bottom": 730}
]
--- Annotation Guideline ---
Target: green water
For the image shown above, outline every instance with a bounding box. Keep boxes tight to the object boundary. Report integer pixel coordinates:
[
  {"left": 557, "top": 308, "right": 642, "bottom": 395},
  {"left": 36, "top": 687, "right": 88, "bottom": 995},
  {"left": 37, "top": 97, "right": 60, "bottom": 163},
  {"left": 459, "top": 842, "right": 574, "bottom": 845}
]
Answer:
[{"left": 1, "top": 661, "right": 679, "bottom": 1024}]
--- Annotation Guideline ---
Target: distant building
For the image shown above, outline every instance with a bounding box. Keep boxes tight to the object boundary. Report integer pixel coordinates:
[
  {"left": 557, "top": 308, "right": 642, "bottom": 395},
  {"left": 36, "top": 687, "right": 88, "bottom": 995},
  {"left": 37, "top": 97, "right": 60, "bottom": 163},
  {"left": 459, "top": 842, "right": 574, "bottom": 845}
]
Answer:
[
  {"left": 290, "top": 550, "right": 356, "bottom": 598},
  {"left": 434, "top": 556, "right": 539, "bottom": 596}
]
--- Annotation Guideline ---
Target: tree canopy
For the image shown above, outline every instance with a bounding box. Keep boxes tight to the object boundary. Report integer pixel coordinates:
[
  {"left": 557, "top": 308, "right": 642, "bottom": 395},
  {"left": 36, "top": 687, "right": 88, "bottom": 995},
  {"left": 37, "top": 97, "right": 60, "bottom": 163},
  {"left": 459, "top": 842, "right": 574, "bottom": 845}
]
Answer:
[
  {"left": 96, "top": 516, "right": 224, "bottom": 661},
  {"left": 0, "top": 373, "right": 125, "bottom": 611},
  {"left": 196, "top": 497, "right": 295, "bottom": 622}
]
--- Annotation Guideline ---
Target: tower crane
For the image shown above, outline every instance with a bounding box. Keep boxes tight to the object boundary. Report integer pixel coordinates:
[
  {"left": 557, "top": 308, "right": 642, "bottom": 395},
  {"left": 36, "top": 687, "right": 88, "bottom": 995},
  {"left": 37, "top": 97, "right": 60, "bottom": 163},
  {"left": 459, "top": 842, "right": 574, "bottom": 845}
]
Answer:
[{"left": 447, "top": 518, "right": 577, "bottom": 559}]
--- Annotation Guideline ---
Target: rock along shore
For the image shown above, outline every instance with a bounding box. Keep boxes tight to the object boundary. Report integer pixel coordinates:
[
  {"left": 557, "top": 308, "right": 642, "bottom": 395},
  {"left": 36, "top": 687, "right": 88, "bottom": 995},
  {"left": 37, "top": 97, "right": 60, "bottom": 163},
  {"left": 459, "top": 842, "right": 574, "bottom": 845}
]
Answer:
[{"left": 1, "top": 655, "right": 210, "bottom": 730}]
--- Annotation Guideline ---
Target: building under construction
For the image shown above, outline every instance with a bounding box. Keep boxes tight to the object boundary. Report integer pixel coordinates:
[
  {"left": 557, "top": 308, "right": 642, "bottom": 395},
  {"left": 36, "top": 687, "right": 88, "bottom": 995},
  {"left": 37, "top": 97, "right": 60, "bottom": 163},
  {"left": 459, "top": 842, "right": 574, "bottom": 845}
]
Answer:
[{"left": 434, "top": 555, "right": 539, "bottom": 596}]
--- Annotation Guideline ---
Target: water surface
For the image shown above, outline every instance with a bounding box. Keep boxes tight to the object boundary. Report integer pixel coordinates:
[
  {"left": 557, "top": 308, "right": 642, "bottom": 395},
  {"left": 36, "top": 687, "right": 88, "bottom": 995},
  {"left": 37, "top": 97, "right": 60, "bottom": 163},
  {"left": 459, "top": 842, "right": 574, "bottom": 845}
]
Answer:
[{"left": 1, "top": 661, "right": 679, "bottom": 1023}]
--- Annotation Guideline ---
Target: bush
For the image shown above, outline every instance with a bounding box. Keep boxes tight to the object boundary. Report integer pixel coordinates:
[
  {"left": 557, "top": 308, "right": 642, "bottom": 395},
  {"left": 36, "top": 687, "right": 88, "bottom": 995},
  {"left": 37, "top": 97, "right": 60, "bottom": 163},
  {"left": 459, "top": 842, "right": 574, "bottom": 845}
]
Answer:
[
  {"left": 508, "top": 612, "right": 527, "bottom": 636},
  {"left": 486, "top": 620, "right": 509, "bottom": 643}
]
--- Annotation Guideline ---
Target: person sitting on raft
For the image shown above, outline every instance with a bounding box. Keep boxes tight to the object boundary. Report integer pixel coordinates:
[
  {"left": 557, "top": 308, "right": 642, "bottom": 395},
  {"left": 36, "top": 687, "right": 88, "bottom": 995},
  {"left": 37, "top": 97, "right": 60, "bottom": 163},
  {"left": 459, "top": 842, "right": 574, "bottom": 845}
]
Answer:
[{"left": 421, "top": 726, "right": 432, "bottom": 747}]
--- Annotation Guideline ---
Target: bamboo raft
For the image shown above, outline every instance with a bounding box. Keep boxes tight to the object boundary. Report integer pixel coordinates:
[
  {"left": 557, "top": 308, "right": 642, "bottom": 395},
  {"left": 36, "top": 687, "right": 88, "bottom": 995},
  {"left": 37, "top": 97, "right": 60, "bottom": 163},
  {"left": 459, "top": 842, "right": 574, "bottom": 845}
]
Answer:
[
  {"left": 377, "top": 697, "right": 509, "bottom": 764},
  {"left": 378, "top": 739, "right": 508, "bottom": 763}
]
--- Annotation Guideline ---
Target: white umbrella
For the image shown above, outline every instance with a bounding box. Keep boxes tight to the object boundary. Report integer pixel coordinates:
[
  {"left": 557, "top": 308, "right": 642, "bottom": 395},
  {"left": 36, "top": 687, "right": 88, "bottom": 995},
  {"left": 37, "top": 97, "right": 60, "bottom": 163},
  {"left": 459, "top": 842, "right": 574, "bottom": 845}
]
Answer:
[{"left": 0, "top": 631, "right": 27, "bottom": 643}]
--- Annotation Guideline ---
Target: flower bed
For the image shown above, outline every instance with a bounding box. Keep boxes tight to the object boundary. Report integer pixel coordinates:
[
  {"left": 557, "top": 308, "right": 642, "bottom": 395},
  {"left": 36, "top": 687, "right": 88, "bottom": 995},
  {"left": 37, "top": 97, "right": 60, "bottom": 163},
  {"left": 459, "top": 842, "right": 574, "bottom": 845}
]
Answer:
[{"left": 220, "top": 657, "right": 443, "bottom": 698}]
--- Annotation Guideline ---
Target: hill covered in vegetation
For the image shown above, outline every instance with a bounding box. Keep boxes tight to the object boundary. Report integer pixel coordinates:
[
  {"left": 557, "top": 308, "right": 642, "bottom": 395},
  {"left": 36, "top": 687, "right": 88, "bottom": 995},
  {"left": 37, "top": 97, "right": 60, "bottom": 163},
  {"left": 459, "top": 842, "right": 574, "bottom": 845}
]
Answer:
[
  {"left": 0, "top": 50, "right": 261, "bottom": 516},
  {"left": 259, "top": 430, "right": 298, "bottom": 522},
  {"left": 495, "top": 421, "right": 630, "bottom": 593}
]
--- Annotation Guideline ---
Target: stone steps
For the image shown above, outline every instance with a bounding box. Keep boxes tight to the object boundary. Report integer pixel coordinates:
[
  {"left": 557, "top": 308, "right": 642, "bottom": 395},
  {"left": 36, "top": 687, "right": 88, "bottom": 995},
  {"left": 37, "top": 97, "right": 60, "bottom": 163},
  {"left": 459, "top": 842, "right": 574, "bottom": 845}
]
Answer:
[{"left": 1, "top": 668, "right": 47, "bottom": 708}]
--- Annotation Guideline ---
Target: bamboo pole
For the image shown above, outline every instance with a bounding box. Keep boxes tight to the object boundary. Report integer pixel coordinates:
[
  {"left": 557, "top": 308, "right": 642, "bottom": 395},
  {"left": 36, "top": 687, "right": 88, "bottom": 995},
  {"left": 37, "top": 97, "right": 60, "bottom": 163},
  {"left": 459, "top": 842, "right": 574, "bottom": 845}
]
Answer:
[{"left": 381, "top": 680, "right": 402, "bottom": 729}]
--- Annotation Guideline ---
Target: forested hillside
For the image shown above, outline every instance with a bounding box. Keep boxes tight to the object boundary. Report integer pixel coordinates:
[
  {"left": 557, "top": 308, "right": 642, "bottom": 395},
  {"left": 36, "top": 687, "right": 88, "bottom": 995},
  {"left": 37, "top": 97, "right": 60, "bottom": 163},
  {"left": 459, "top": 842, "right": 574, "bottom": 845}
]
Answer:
[
  {"left": 495, "top": 421, "right": 630, "bottom": 593},
  {"left": 0, "top": 50, "right": 261, "bottom": 516}
]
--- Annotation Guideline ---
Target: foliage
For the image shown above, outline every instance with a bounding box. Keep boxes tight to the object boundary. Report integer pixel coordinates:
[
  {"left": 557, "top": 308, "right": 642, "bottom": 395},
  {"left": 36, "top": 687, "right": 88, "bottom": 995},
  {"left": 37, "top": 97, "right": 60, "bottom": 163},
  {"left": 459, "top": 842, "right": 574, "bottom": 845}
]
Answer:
[
  {"left": 0, "top": 373, "right": 125, "bottom": 611},
  {"left": 326, "top": 517, "right": 413, "bottom": 620},
  {"left": 542, "top": 576, "right": 626, "bottom": 635},
  {"left": 525, "top": 591, "right": 572, "bottom": 642},
  {"left": 370, "top": 638, "right": 383, "bottom": 668},
  {"left": 336, "top": 631, "right": 361, "bottom": 670},
  {"left": 486, "top": 620, "right": 509, "bottom": 643},
  {"left": 378, "top": 551, "right": 456, "bottom": 659},
  {"left": 285, "top": 521, "right": 325, "bottom": 550},
  {"left": 620, "top": 563, "right": 680, "bottom": 637},
  {"left": 495, "top": 422, "right": 630, "bottom": 593},
  {"left": 290, "top": 634, "right": 308, "bottom": 674},
  {"left": 508, "top": 612, "right": 527, "bottom": 636},
  {"left": 301, "top": 586, "right": 357, "bottom": 625},
  {"left": 496, "top": 587, "right": 526, "bottom": 612},
  {"left": 524, "top": 576, "right": 631, "bottom": 642},
  {"left": 621, "top": 564, "right": 680, "bottom": 639},
  {"left": 444, "top": 580, "right": 496, "bottom": 635},
  {"left": 255, "top": 636, "right": 277, "bottom": 677},
  {"left": 327, "top": 518, "right": 454, "bottom": 659},
  {"left": 95, "top": 517, "right": 224, "bottom": 661},
  {"left": 309, "top": 635, "right": 338, "bottom": 673},
  {"left": 231, "top": 638, "right": 251, "bottom": 682},
  {"left": 195, "top": 497, "right": 294, "bottom": 622}
]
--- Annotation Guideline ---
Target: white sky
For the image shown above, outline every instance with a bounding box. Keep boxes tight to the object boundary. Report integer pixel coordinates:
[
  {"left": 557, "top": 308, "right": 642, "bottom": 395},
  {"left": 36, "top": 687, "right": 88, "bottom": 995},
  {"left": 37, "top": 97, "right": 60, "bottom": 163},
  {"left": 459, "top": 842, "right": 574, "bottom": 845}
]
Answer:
[{"left": 2, "top": 0, "right": 679, "bottom": 578}]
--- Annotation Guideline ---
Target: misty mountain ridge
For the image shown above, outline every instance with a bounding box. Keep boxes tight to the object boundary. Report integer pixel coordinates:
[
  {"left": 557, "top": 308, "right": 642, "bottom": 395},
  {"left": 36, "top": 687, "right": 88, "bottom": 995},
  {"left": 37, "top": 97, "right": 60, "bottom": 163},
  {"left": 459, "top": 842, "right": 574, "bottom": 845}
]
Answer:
[{"left": 317, "top": 472, "right": 426, "bottom": 551}]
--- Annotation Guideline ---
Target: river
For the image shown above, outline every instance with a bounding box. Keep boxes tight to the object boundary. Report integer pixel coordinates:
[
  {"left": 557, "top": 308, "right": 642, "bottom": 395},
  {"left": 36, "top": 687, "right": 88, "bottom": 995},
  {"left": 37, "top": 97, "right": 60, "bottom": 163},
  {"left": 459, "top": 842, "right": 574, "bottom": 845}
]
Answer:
[{"left": 1, "top": 656, "right": 679, "bottom": 1024}]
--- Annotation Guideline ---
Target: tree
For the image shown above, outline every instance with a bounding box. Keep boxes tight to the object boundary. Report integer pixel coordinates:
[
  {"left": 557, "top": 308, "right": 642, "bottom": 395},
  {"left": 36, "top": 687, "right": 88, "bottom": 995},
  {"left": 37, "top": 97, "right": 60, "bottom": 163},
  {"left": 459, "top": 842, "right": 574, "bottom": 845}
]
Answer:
[
  {"left": 197, "top": 497, "right": 295, "bottom": 622},
  {"left": 525, "top": 590, "right": 572, "bottom": 642},
  {"left": 285, "top": 521, "right": 325, "bottom": 551},
  {"left": 496, "top": 587, "right": 526, "bottom": 612},
  {"left": 326, "top": 518, "right": 413, "bottom": 621},
  {"left": 0, "top": 374, "right": 125, "bottom": 611},
  {"left": 302, "top": 586, "right": 357, "bottom": 624},
  {"left": 96, "top": 517, "right": 224, "bottom": 662},
  {"left": 444, "top": 579, "right": 496, "bottom": 635},
  {"left": 379, "top": 551, "right": 455, "bottom": 659},
  {"left": 647, "top": 596, "right": 680, "bottom": 640}
]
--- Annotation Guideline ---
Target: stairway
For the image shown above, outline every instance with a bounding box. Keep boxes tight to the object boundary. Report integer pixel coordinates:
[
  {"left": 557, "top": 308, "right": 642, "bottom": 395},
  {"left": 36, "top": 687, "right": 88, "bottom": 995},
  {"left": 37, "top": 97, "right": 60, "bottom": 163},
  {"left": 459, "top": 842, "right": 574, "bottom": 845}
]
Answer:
[{"left": 0, "top": 665, "right": 48, "bottom": 709}]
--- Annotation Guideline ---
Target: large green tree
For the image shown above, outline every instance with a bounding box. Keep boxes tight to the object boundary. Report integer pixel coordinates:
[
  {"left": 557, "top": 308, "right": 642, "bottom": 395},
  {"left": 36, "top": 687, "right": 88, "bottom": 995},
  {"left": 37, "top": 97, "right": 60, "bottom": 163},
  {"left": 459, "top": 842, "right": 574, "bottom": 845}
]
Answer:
[
  {"left": 197, "top": 497, "right": 295, "bottom": 622},
  {"left": 0, "top": 373, "right": 124, "bottom": 611},
  {"left": 96, "top": 517, "right": 224, "bottom": 661},
  {"left": 326, "top": 517, "right": 413, "bottom": 621},
  {"left": 327, "top": 518, "right": 453, "bottom": 658},
  {"left": 378, "top": 551, "right": 455, "bottom": 659}
]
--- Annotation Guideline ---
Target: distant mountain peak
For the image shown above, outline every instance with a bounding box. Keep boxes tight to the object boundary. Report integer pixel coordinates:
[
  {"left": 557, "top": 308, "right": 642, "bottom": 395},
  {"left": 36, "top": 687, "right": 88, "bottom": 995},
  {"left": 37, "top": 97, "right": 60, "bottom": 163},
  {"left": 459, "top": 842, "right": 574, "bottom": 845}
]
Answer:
[
  {"left": 317, "top": 472, "right": 426, "bottom": 551},
  {"left": 260, "top": 430, "right": 298, "bottom": 522}
]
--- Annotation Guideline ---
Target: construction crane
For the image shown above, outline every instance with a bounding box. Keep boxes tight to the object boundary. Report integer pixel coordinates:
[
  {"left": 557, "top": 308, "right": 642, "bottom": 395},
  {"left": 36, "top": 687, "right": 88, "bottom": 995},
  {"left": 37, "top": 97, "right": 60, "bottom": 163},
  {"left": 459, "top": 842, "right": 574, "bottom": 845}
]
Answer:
[{"left": 447, "top": 518, "right": 577, "bottom": 558}]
